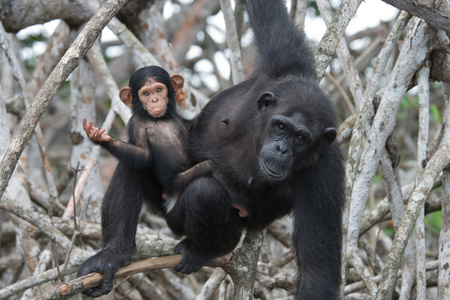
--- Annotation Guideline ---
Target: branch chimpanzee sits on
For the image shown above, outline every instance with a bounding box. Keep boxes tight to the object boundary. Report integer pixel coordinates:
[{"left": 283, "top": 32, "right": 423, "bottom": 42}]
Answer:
[
  {"left": 172, "top": 0, "right": 345, "bottom": 298},
  {"left": 77, "top": 66, "right": 213, "bottom": 297}
]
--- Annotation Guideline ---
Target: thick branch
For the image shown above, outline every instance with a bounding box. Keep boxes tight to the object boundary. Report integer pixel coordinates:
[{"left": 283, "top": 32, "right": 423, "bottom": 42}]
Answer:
[
  {"left": 33, "top": 254, "right": 232, "bottom": 300},
  {"left": 227, "top": 230, "right": 265, "bottom": 300},
  {"left": 0, "top": 0, "right": 155, "bottom": 33},
  {"left": 383, "top": 0, "right": 450, "bottom": 36},
  {"left": 0, "top": 0, "right": 98, "bottom": 32},
  {"left": 0, "top": 196, "right": 73, "bottom": 250},
  {"left": 0, "top": 0, "right": 129, "bottom": 201}
]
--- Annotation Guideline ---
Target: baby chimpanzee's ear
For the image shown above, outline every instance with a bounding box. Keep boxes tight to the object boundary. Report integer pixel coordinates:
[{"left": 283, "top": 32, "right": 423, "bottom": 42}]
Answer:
[
  {"left": 119, "top": 87, "right": 133, "bottom": 107},
  {"left": 170, "top": 75, "right": 185, "bottom": 95}
]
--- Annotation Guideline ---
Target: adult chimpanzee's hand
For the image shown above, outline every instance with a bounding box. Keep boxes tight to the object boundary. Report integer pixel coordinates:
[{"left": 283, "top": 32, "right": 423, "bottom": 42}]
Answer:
[{"left": 77, "top": 249, "right": 132, "bottom": 297}]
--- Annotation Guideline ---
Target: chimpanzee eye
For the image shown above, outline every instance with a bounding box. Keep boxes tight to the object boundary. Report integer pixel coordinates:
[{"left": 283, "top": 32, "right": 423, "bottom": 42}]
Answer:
[
  {"left": 157, "top": 88, "right": 162, "bottom": 93},
  {"left": 143, "top": 91, "right": 150, "bottom": 96},
  {"left": 274, "top": 122, "right": 286, "bottom": 134},
  {"left": 298, "top": 135, "right": 303, "bottom": 140}
]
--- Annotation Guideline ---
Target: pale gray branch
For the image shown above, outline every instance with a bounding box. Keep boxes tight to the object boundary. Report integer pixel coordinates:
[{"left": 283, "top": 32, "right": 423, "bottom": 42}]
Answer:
[
  {"left": 314, "top": 0, "right": 363, "bottom": 79},
  {"left": 0, "top": 0, "right": 129, "bottom": 201},
  {"left": 383, "top": 0, "right": 450, "bottom": 36}
]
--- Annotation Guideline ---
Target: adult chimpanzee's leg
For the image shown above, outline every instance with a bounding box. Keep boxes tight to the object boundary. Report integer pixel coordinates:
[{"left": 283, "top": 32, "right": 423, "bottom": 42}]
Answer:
[
  {"left": 293, "top": 145, "right": 345, "bottom": 300},
  {"left": 169, "top": 177, "right": 243, "bottom": 274}
]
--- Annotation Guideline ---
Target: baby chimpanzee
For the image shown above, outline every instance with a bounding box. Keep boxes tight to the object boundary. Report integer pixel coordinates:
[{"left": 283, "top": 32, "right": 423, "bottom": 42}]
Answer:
[{"left": 78, "top": 66, "right": 212, "bottom": 297}]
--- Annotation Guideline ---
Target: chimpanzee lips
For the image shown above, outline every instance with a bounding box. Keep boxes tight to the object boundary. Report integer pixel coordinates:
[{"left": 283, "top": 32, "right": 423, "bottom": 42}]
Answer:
[{"left": 260, "top": 157, "right": 290, "bottom": 179}]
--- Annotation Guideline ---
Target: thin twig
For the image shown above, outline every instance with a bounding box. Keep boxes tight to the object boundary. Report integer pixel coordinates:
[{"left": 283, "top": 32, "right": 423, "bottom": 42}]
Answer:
[
  {"left": 415, "top": 62, "right": 431, "bottom": 300},
  {"left": 220, "top": 0, "right": 245, "bottom": 84}
]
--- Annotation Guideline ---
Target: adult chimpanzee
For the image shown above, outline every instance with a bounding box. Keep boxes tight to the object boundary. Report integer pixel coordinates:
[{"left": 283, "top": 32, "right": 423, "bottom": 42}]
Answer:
[
  {"left": 79, "top": 0, "right": 345, "bottom": 298},
  {"left": 77, "top": 66, "right": 213, "bottom": 297},
  {"left": 174, "top": 0, "right": 345, "bottom": 298}
]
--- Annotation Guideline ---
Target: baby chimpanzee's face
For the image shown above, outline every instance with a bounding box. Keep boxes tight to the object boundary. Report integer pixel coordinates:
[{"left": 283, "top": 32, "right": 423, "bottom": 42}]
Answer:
[{"left": 139, "top": 78, "right": 169, "bottom": 118}]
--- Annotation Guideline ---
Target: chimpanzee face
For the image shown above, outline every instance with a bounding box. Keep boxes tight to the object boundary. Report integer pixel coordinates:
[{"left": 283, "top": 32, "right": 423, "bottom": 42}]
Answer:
[
  {"left": 258, "top": 112, "right": 312, "bottom": 181},
  {"left": 138, "top": 78, "right": 170, "bottom": 118},
  {"left": 254, "top": 80, "right": 338, "bottom": 183}
]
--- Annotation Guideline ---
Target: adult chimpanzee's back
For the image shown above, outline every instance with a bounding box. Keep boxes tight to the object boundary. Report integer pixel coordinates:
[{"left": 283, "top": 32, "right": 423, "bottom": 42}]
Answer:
[{"left": 176, "top": 0, "right": 345, "bottom": 299}]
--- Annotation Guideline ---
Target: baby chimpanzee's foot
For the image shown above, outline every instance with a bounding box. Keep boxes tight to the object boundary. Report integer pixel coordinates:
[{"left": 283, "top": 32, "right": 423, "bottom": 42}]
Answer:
[{"left": 174, "top": 238, "right": 217, "bottom": 274}]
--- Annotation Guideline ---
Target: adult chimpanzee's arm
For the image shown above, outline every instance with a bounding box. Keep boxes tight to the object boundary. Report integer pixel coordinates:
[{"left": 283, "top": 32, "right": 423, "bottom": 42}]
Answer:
[
  {"left": 293, "top": 144, "right": 344, "bottom": 300},
  {"left": 77, "top": 162, "right": 148, "bottom": 297},
  {"left": 244, "top": 0, "right": 317, "bottom": 80}
]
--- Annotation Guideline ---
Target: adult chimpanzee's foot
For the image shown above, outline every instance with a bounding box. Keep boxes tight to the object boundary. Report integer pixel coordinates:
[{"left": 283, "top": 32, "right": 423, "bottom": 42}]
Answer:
[{"left": 174, "top": 238, "right": 217, "bottom": 274}]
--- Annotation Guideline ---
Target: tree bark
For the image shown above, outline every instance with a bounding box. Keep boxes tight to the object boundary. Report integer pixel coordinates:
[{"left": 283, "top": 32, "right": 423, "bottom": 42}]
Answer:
[
  {"left": 0, "top": 0, "right": 155, "bottom": 33},
  {"left": 383, "top": 0, "right": 450, "bottom": 36},
  {"left": 0, "top": 0, "right": 98, "bottom": 32},
  {"left": 0, "top": 0, "right": 129, "bottom": 201}
]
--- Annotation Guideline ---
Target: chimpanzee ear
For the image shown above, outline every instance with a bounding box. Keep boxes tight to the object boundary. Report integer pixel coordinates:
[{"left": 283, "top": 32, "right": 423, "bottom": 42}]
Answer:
[
  {"left": 170, "top": 74, "right": 185, "bottom": 95},
  {"left": 257, "top": 92, "right": 277, "bottom": 110},
  {"left": 324, "top": 127, "right": 337, "bottom": 144},
  {"left": 119, "top": 87, "right": 133, "bottom": 107}
]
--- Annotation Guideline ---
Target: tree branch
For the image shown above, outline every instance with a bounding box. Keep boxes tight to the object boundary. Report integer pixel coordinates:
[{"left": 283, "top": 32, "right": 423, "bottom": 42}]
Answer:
[
  {"left": 33, "top": 254, "right": 233, "bottom": 300},
  {"left": 314, "top": 0, "right": 363, "bottom": 79},
  {"left": 377, "top": 83, "right": 450, "bottom": 298},
  {"left": 383, "top": 0, "right": 450, "bottom": 36},
  {"left": 0, "top": 0, "right": 129, "bottom": 202}
]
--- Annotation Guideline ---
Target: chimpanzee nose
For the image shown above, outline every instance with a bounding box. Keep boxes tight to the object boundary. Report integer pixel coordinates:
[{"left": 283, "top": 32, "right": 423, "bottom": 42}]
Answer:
[{"left": 276, "top": 142, "right": 289, "bottom": 154}]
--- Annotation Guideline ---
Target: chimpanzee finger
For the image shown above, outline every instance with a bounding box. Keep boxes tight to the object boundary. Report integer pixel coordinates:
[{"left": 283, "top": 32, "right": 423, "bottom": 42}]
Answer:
[
  {"left": 82, "top": 266, "right": 116, "bottom": 297},
  {"left": 98, "top": 128, "right": 106, "bottom": 137},
  {"left": 90, "top": 128, "right": 101, "bottom": 139},
  {"left": 83, "top": 286, "right": 106, "bottom": 298},
  {"left": 100, "top": 263, "right": 118, "bottom": 295},
  {"left": 82, "top": 119, "right": 92, "bottom": 135}
]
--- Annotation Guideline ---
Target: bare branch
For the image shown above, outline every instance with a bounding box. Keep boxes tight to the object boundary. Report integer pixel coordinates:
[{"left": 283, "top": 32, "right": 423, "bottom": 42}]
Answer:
[
  {"left": 0, "top": 0, "right": 98, "bottom": 33},
  {"left": 377, "top": 93, "right": 450, "bottom": 298},
  {"left": 0, "top": 0, "right": 129, "bottom": 201},
  {"left": 33, "top": 254, "right": 232, "bottom": 300},
  {"left": 314, "top": 0, "right": 363, "bottom": 79},
  {"left": 383, "top": 0, "right": 450, "bottom": 36},
  {"left": 0, "top": 196, "right": 75, "bottom": 251},
  {"left": 415, "top": 62, "right": 431, "bottom": 300},
  {"left": 227, "top": 231, "right": 266, "bottom": 300},
  {"left": 438, "top": 83, "right": 450, "bottom": 299},
  {"left": 347, "top": 17, "right": 434, "bottom": 295},
  {"left": 220, "top": 0, "right": 245, "bottom": 84}
]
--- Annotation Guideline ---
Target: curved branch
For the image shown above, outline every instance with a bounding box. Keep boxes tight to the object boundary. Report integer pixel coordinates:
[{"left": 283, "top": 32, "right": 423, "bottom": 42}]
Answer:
[{"left": 33, "top": 254, "right": 233, "bottom": 300}]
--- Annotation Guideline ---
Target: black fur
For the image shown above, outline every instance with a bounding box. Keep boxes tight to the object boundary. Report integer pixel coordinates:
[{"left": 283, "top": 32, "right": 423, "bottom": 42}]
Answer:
[{"left": 77, "top": 66, "right": 212, "bottom": 297}]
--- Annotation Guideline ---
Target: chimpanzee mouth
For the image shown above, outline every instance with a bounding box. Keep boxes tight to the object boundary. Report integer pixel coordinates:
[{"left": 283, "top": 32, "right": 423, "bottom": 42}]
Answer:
[{"left": 260, "top": 159, "right": 289, "bottom": 180}]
